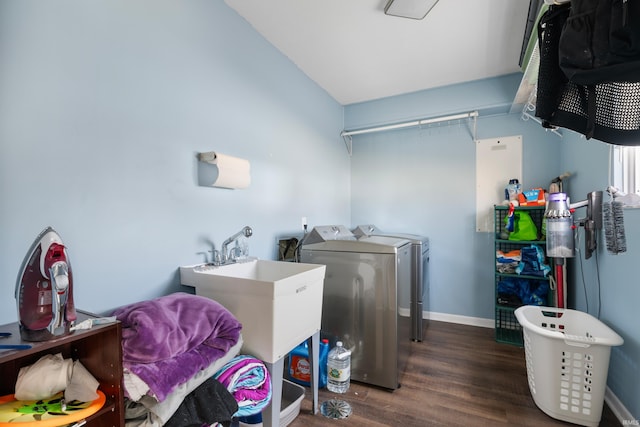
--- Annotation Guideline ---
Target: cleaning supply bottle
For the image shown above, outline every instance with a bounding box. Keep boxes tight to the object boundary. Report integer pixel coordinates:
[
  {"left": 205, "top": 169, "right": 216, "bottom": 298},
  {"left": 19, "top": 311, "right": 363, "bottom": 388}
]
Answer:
[
  {"left": 505, "top": 179, "right": 522, "bottom": 202},
  {"left": 287, "top": 339, "right": 330, "bottom": 388},
  {"left": 327, "top": 341, "right": 351, "bottom": 393}
]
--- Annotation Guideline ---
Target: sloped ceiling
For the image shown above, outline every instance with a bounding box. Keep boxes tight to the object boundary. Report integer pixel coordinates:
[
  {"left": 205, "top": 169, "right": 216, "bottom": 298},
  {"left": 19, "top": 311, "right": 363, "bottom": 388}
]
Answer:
[{"left": 225, "top": 0, "right": 531, "bottom": 105}]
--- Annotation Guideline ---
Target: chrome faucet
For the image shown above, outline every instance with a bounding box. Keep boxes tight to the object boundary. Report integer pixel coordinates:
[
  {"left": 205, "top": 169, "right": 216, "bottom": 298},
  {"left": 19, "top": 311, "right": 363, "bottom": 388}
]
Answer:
[{"left": 221, "top": 226, "right": 253, "bottom": 263}]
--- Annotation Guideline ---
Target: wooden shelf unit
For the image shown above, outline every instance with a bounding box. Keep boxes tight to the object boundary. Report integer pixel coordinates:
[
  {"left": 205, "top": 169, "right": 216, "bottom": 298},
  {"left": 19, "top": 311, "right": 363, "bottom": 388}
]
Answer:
[{"left": 0, "top": 310, "right": 123, "bottom": 427}]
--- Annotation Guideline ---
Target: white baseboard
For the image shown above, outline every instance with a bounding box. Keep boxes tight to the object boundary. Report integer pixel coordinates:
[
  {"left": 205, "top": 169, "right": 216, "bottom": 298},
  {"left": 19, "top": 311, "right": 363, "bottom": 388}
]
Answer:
[
  {"left": 605, "top": 386, "right": 638, "bottom": 425},
  {"left": 424, "top": 310, "right": 494, "bottom": 329}
]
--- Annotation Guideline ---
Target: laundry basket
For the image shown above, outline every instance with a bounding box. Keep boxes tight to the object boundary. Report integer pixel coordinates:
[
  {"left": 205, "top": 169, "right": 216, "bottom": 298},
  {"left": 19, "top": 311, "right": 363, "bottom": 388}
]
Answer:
[{"left": 514, "top": 306, "right": 624, "bottom": 427}]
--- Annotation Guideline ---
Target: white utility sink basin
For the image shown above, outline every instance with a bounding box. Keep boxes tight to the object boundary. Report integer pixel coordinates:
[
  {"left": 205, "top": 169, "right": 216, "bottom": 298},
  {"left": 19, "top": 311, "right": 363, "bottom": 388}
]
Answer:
[{"left": 180, "top": 259, "right": 326, "bottom": 363}]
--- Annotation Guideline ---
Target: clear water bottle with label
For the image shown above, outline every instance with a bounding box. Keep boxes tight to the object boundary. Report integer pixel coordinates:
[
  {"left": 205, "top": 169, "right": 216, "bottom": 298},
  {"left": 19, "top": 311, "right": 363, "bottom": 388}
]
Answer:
[{"left": 327, "top": 341, "right": 350, "bottom": 393}]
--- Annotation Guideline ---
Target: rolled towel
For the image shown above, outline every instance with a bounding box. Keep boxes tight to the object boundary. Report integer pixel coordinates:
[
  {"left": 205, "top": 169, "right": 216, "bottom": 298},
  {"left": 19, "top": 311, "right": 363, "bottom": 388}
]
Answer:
[
  {"left": 15, "top": 353, "right": 73, "bottom": 401},
  {"left": 65, "top": 360, "right": 100, "bottom": 402},
  {"left": 213, "top": 355, "right": 272, "bottom": 417}
]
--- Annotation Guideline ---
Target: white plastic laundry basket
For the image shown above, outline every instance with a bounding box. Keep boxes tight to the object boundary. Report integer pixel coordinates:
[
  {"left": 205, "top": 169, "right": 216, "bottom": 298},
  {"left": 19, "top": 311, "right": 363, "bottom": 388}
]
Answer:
[{"left": 514, "top": 306, "right": 624, "bottom": 427}]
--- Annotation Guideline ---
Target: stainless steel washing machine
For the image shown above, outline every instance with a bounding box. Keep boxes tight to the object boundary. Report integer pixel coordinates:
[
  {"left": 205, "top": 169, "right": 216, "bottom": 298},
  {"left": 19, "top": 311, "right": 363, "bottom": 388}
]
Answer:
[
  {"left": 353, "top": 224, "right": 430, "bottom": 342},
  {"left": 300, "top": 225, "right": 411, "bottom": 390}
]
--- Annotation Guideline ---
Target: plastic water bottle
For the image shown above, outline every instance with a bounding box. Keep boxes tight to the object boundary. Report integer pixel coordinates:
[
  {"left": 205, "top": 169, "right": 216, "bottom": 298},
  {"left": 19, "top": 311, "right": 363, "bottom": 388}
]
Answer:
[{"left": 327, "top": 341, "right": 350, "bottom": 393}]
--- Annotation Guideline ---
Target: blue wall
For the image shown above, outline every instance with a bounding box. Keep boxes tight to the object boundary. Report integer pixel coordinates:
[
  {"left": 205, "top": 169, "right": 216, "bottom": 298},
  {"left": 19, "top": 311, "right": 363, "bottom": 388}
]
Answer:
[
  {"left": 0, "top": 0, "right": 349, "bottom": 321},
  {"left": 559, "top": 133, "right": 640, "bottom": 420},
  {"left": 346, "top": 77, "right": 638, "bottom": 420},
  {"left": 1, "top": 0, "right": 636, "bottom": 421},
  {"left": 348, "top": 76, "right": 560, "bottom": 320}
]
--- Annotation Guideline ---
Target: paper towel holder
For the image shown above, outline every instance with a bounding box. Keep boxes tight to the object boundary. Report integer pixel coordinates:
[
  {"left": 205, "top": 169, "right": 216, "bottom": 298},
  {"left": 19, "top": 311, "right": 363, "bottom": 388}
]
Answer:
[{"left": 197, "top": 151, "right": 251, "bottom": 190}]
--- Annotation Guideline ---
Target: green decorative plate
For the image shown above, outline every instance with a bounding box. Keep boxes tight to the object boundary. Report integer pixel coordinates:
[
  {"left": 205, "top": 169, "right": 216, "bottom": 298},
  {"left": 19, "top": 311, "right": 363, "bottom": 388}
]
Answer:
[{"left": 0, "top": 390, "right": 105, "bottom": 426}]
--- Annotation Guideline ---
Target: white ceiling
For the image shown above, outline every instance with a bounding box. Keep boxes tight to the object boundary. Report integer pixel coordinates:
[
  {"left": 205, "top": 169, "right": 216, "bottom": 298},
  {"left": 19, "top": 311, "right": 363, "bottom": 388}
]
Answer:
[{"left": 224, "top": 0, "right": 531, "bottom": 105}]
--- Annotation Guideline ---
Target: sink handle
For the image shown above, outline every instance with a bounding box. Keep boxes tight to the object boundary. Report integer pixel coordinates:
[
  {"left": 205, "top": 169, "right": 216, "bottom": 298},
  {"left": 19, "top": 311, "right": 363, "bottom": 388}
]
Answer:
[{"left": 212, "top": 250, "right": 222, "bottom": 266}]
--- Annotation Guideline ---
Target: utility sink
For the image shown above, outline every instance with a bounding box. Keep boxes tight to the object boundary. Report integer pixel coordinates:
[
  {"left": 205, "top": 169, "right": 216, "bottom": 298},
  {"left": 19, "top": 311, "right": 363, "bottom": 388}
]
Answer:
[{"left": 180, "top": 259, "right": 326, "bottom": 363}]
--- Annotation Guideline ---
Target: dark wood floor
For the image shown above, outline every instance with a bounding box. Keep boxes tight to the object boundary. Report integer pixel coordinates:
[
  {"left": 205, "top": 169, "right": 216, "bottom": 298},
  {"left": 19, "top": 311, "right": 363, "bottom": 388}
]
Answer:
[{"left": 289, "top": 320, "right": 621, "bottom": 427}]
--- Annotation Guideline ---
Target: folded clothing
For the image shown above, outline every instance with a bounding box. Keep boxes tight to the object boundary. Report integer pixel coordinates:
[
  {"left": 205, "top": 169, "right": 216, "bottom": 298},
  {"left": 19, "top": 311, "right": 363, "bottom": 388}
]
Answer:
[
  {"left": 164, "top": 377, "right": 238, "bottom": 427},
  {"left": 113, "top": 292, "right": 242, "bottom": 402},
  {"left": 65, "top": 359, "right": 100, "bottom": 402},
  {"left": 214, "top": 355, "right": 272, "bottom": 418},
  {"left": 15, "top": 353, "right": 72, "bottom": 401},
  {"left": 515, "top": 244, "right": 550, "bottom": 277},
  {"left": 123, "top": 338, "right": 243, "bottom": 427},
  {"left": 496, "top": 249, "right": 521, "bottom": 274},
  {"left": 15, "top": 353, "right": 99, "bottom": 403}
]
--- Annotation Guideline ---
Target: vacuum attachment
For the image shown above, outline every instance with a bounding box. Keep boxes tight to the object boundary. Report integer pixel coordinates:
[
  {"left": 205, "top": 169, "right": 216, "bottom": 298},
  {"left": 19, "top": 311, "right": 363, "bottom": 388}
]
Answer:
[
  {"left": 15, "top": 227, "right": 76, "bottom": 341},
  {"left": 584, "top": 191, "right": 603, "bottom": 259},
  {"left": 603, "top": 200, "right": 627, "bottom": 254}
]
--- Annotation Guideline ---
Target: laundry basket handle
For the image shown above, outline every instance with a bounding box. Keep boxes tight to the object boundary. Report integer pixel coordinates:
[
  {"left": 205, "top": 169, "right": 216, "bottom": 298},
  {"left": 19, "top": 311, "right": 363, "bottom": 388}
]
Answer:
[
  {"left": 563, "top": 334, "right": 594, "bottom": 348},
  {"left": 540, "top": 308, "right": 565, "bottom": 318}
]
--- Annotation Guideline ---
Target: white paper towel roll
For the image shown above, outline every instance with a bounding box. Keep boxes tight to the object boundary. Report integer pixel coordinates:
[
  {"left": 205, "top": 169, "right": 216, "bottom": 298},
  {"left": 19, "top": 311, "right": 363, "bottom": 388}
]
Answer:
[{"left": 198, "top": 151, "right": 251, "bottom": 189}]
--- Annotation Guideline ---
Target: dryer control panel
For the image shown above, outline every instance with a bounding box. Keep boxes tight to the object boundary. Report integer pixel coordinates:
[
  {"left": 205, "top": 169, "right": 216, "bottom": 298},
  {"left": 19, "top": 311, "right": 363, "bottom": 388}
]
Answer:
[{"left": 303, "top": 225, "right": 356, "bottom": 244}]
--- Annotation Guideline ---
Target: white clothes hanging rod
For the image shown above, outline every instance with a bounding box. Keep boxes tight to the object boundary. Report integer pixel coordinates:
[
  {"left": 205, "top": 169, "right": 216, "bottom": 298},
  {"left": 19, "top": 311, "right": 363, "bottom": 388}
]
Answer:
[{"left": 341, "top": 111, "right": 479, "bottom": 137}]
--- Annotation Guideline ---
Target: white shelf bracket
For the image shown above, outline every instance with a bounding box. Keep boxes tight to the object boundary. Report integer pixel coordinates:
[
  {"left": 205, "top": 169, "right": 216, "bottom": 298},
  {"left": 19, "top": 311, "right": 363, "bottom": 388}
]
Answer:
[
  {"left": 470, "top": 112, "right": 478, "bottom": 142},
  {"left": 342, "top": 134, "right": 353, "bottom": 156}
]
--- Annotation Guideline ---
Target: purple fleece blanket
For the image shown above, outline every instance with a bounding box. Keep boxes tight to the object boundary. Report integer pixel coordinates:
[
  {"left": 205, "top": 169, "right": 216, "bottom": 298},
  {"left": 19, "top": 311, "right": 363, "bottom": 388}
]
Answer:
[{"left": 112, "top": 292, "right": 242, "bottom": 402}]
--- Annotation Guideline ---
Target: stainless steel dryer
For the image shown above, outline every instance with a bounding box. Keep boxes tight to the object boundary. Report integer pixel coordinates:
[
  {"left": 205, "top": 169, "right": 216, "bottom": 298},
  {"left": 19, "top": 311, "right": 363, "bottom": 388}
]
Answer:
[
  {"left": 353, "top": 224, "right": 430, "bottom": 342},
  {"left": 300, "top": 225, "right": 411, "bottom": 390}
]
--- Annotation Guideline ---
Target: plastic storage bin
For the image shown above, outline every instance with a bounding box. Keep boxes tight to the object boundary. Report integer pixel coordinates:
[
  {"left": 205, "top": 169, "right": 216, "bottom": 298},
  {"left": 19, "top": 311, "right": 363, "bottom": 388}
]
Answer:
[
  {"left": 238, "top": 379, "right": 305, "bottom": 427},
  {"left": 515, "top": 306, "right": 624, "bottom": 427}
]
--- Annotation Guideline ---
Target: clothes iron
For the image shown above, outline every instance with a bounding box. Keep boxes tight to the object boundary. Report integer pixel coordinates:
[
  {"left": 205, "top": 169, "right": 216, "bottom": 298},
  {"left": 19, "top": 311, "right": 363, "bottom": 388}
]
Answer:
[{"left": 15, "top": 227, "right": 76, "bottom": 341}]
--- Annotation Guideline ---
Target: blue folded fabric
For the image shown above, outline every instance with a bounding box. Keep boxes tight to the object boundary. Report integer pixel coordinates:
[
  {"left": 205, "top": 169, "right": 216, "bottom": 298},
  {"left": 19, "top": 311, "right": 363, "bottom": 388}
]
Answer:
[
  {"left": 214, "top": 355, "right": 272, "bottom": 417},
  {"left": 516, "top": 245, "right": 550, "bottom": 277},
  {"left": 498, "top": 278, "right": 549, "bottom": 306}
]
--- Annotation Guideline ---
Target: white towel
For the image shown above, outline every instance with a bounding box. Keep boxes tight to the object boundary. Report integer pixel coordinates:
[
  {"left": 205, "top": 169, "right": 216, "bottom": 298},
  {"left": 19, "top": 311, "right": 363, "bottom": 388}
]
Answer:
[
  {"left": 15, "top": 353, "right": 73, "bottom": 400},
  {"left": 15, "top": 353, "right": 99, "bottom": 402},
  {"left": 65, "top": 359, "right": 99, "bottom": 402}
]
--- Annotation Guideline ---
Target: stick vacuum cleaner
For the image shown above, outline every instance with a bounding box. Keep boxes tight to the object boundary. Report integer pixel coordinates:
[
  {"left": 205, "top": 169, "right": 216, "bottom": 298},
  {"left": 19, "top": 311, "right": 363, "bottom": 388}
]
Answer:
[
  {"left": 15, "top": 227, "right": 76, "bottom": 341},
  {"left": 545, "top": 192, "right": 602, "bottom": 308}
]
